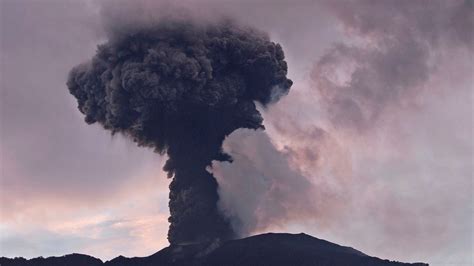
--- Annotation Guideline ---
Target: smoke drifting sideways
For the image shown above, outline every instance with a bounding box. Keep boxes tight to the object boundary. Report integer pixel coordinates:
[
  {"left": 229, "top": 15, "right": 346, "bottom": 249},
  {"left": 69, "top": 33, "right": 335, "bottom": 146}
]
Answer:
[
  {"left": 313, "top": 0, "right": 473, "bottom": 132},
  {"left": 210, "top": 0, "right": 473, "bottom": 256},
  {"left": 67, "top": 19, "right": 292, "bottom": 245}
]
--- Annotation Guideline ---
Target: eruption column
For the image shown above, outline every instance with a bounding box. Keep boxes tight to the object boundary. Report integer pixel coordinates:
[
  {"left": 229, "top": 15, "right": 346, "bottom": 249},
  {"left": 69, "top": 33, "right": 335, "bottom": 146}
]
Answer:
[{"left": 67, "top": 20, "right": 292, "bottom": 244}]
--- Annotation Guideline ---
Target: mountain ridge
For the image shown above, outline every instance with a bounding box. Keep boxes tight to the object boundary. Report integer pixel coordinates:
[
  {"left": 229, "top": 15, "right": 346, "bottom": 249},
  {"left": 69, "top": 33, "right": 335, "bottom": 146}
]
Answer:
[{"left": 0, "top": 232, "right": 428, "bottom": 266}]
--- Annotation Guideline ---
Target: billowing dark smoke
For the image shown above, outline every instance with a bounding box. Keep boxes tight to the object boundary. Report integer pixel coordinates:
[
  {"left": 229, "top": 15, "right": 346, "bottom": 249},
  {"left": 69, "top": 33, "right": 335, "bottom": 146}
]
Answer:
[{"left": 67, "top": 19, "right": 292, "bottom": 244}]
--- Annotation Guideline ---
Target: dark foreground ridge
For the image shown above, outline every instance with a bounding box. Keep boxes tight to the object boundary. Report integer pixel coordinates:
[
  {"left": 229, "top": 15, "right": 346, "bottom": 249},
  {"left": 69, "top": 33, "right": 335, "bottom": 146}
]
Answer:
[{"left": 1, "top": 233, "right": 428, "bottom": 266}]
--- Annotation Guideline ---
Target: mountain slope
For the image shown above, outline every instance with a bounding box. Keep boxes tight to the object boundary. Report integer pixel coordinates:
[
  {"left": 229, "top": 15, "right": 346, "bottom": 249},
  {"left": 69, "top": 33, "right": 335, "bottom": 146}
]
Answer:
[{"left": 0, "top": 233, "right": 428, "bottom": 266}]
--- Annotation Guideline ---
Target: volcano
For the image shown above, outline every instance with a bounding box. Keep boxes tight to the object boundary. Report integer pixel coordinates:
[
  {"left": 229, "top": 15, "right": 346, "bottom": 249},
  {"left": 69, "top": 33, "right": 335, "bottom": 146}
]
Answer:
[{"left": 0, "top": 233, "right": 427, "bottom": 266}]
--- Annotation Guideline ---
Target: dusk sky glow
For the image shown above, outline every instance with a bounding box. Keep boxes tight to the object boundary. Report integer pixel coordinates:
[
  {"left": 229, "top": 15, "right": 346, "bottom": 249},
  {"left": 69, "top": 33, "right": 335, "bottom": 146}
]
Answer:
[{"left": 0, "top": 1, "right": 472, "bottom": 265}]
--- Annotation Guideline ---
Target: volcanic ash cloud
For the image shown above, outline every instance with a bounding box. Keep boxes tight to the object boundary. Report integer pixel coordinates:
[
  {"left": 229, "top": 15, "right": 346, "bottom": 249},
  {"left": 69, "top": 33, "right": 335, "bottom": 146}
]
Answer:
[{"left": 67, "top": 19, "right": 292, "bottom": 244}]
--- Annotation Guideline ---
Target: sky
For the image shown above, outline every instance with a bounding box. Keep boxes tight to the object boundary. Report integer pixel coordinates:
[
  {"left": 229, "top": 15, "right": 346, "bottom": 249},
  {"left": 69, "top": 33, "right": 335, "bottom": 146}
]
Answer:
[{"left": 0, "top": 0, "right": 472, "bottom": 265}]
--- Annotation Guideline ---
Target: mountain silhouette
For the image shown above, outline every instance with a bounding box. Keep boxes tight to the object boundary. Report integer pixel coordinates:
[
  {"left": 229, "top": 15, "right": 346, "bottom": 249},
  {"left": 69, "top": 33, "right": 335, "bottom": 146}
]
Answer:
[{"left": 0, "top": 233, "right": 428, "bottom": 266}]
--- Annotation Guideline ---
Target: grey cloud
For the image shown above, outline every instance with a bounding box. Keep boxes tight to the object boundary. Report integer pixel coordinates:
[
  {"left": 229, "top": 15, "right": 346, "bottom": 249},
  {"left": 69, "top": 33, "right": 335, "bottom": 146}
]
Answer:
[
  {"left": 313, "top": 0, "right": 473, "bottom": 132},
  {"left": 1, "top": 1, "right": 472, "bottom": 265},
  {"left": 212, "top": 129, "right": 348, "bottom": 236},
  {"left": 212, "top": 129, "right": 316, "bottom": 236}
]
